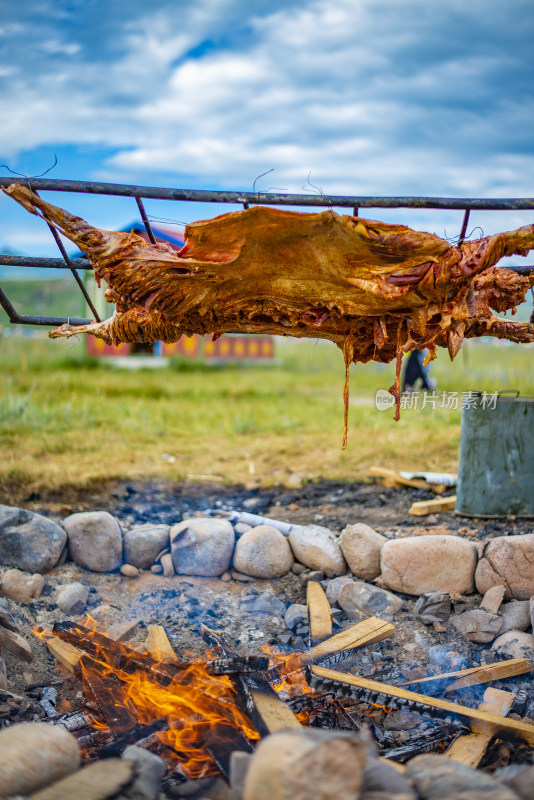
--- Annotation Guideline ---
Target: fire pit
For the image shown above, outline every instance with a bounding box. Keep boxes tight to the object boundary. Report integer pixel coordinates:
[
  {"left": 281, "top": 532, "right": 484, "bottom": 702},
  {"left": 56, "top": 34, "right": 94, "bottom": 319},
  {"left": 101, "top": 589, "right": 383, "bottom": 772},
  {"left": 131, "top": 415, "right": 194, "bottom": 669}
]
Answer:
[{"left": 1, "top": 479, "right": 534, "bottom": 800}]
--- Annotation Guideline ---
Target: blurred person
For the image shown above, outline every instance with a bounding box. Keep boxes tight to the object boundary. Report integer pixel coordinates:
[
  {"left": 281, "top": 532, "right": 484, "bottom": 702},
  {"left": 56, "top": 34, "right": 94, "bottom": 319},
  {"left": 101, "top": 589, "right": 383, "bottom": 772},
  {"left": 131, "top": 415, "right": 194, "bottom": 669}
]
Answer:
[{"left": 401, "top": 349, "right": 436, "bottom": 392}]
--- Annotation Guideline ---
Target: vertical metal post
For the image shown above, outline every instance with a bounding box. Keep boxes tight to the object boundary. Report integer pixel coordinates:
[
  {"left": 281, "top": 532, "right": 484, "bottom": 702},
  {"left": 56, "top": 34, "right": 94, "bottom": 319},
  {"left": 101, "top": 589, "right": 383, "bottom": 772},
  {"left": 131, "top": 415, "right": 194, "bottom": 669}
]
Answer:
[
  {"left": 353, "top": 207, "right": 359, "bottom": 217},
  {"left": 458, "top": 209, "right": 470, "bottom": 245},
  {"left": 45, "top": 222, "right": 101, "bottom": 321},
  {"left": 30, "top": 189, "right": 101, "bottom": 321},
  {"left": 135, "top": 197, "right": 157, "bottom": 244}
]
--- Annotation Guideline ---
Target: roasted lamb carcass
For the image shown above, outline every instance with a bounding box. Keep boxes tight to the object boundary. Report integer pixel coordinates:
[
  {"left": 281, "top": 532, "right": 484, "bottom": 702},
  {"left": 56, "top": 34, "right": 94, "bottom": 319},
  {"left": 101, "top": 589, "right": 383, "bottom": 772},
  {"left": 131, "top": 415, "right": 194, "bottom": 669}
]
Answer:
[{"left": 4, "top": 183, "right": 534, "bottom": 440}]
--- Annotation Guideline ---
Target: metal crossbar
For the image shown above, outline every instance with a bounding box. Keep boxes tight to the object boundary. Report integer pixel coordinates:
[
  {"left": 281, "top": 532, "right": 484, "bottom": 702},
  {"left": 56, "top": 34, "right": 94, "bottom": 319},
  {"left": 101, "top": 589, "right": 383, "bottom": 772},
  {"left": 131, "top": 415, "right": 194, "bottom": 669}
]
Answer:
[{"left": 0, "top": 177, "right": 533, "bottom": 328}]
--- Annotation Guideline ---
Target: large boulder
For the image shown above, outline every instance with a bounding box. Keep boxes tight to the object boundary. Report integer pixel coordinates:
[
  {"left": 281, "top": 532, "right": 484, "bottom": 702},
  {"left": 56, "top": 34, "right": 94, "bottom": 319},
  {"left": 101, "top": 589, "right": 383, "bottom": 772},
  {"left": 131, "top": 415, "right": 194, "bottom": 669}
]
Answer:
[
  {"left": 170, "top": 518, "right": 235, "bottom": 576},
  {"left": 406, "top": 753, "right": 519, "bottom": 800},
  {"left": 243, "top": 729, "right": 367, "bottom": 800},
  {"left": 339, "top": 523, "right": 386, "bottom": 580},
  {"left": 288, "top": 525, "right": 346, "bottom": 577},
  {"left": 380, "top": 535, "right": 478, "bottom": 595},
  {"left": 63, "top": 511, "right": 122, "bottom": 572},
  {"left": 0, "top": 505, "right": 66, "bottom": 573},
  {"left": 123, "top": 524, "right": 169, "bottom": 569},
  {"left": 0, "top": 722, "right": 80, "bottom": 797},
  {"left": 233, "top": 525, "right": 293, "bottom": 578},
  {"left": 475, "top": 534, "right": 534, "bottom": 600}
]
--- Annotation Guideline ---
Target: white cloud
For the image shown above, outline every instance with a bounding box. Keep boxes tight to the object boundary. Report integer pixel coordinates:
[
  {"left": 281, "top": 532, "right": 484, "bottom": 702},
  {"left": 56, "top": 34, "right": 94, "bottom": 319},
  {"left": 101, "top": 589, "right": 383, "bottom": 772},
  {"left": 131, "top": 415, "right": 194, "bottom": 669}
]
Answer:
[{"left": 0, "top": 0, "right": 533, "bottom": 240}]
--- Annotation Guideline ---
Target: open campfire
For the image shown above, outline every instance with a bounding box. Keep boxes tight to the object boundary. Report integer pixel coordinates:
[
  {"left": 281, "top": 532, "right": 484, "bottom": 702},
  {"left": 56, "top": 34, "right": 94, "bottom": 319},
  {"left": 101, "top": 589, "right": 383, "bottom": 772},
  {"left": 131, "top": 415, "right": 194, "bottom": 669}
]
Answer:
[{"left": 20, "top": 595, "right": 534, "bottom": 798}]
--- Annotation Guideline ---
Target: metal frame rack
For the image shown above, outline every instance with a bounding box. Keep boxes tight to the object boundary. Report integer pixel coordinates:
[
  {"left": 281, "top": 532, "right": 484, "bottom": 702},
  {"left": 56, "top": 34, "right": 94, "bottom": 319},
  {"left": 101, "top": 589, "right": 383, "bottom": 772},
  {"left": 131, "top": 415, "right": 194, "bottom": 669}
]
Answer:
[{"left": 0, "top": 176, "right": 533, "bottom": 329}]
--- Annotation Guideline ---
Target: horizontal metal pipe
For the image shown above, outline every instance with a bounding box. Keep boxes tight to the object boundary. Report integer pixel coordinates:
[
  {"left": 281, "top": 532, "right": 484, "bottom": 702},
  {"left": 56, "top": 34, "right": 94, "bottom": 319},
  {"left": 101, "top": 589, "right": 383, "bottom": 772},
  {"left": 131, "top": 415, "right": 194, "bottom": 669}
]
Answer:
[
  {"left": 7, "top": 314, "right": 93, "bottom": 326},
  {"left": 0, "top": 255, "right": 92, "bottom": 269},
  {"left": 0, "top": 254, "right": 532, "bottom": 274},
  {"left": 1, "top": 176, "right": 534, "bottom": 210}
]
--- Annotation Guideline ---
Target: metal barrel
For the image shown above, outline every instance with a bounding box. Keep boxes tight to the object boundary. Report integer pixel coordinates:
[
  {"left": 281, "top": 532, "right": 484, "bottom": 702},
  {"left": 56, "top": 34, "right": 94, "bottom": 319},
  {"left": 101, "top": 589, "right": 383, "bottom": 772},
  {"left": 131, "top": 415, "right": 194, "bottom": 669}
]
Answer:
[{"left": 456, "top": 392, "right": 534, "bottom": 517}]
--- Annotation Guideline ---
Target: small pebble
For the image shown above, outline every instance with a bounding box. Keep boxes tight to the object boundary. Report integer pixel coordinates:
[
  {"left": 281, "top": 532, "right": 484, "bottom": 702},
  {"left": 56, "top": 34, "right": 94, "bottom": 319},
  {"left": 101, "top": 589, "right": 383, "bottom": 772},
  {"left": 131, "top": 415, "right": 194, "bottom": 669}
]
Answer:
[
  {"left": 120, "top": 564, "right": 139, "bottom": 578},
  {"left": 235, "top": 522, "right": 252, "bottom": 535},
  {"left": 300, "top": 570, "right": 325, "bottom": 584},
  {"left": 291, "top": 563, "right": 306, "bottom": 575},
  {"left": 221, "top": 571, "right": 232, "bottom": 582},
  {"left": 151, "top": 564, "right": 163, "bottom": 574},
  {"left": 231, "top": 570, "right": 256, "bottom": 582},
  {"left": 160, "top": 553, "right": 175, "bottom": 577}
]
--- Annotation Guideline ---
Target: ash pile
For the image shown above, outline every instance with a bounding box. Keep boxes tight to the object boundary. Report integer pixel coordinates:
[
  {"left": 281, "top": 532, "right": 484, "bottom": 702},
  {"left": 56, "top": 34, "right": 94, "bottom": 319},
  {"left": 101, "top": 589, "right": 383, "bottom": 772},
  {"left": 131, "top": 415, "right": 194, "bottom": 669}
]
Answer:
[{"left": 1, "top": 482, "right": 534, "bottom": 800}]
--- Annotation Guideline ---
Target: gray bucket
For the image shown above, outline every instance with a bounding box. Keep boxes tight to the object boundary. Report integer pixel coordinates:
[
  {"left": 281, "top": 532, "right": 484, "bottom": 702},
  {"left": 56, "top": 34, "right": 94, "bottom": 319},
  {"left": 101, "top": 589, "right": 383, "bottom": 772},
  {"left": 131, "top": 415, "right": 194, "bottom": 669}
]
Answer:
[{"left": 456, "top": 391, "right": 534, "bottom": 517}]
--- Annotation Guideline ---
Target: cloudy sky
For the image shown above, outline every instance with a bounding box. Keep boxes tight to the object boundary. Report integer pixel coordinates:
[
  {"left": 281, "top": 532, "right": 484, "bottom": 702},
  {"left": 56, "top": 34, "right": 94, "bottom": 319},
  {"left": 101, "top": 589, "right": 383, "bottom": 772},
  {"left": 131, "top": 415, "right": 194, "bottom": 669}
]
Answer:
[{"left": 0, "top": 0, "right": 533, "bottom": 265}]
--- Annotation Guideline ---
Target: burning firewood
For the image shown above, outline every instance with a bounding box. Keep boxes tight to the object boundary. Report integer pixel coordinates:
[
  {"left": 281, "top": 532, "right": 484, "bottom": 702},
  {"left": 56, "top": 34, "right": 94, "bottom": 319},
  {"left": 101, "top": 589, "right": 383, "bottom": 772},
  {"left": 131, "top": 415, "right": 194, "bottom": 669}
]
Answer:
[
  {"left": 444, "top": 687, "right": 514, "bottom": 768},
  {"left": 144, "top": 624, "right": 177, "bottom": 662},
  {"left": 4, "top": 183, "right": 534, "bottom": 436},
  {"left": 311, "top": 665, "right": 534, "bottom": 746}
]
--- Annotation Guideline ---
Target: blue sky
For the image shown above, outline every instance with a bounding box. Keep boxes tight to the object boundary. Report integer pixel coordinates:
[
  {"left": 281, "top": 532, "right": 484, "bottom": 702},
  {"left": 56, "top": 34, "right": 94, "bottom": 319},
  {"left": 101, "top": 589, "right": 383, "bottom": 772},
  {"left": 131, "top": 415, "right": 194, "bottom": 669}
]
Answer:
[{"left": 0, "top": 0, "right": 533, "bottom": 271}]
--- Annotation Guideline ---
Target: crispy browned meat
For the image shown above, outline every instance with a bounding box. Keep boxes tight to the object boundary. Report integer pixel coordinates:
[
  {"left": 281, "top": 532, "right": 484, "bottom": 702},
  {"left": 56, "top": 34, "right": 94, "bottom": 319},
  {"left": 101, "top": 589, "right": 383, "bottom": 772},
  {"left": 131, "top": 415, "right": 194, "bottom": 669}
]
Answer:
[{"left": 4, "top": 183, "right": 534, "bottom": 440}]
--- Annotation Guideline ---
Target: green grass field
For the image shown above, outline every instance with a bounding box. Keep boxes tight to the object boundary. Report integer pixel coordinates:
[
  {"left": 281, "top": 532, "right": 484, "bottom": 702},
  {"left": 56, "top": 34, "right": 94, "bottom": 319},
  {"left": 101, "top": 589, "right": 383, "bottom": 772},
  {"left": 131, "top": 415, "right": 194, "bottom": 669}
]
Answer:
[{"left": 1, "top": 328, "right": 534, "bottom": 499}]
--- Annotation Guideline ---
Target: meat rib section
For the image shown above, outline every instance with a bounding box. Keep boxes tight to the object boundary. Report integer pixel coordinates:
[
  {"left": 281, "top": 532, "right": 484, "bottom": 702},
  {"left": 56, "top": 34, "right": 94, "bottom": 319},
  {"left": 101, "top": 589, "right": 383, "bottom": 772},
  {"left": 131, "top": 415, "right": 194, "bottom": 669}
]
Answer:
[{"left": 4, "top": 184, "right": 534, "bottom": 434}]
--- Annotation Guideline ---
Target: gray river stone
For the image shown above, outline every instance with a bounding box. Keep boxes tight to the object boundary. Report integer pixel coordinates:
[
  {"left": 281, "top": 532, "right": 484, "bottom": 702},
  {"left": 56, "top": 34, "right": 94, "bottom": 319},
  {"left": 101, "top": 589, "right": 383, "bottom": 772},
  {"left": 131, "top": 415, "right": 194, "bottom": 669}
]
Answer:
[
  {"left": 171, "top": 518, "right": 235, "bottom": 576},
  {"left": 63, "top": 511, "right": 123, "bottom": 572},
  {"left": 0, "top": 505, "right": 66, "bottom": 573}
]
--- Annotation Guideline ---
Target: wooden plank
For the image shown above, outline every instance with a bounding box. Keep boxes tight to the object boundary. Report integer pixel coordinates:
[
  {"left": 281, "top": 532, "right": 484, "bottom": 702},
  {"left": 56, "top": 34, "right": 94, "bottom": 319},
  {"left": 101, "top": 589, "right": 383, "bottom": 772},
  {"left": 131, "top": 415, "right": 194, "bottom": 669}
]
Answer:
[
  {"left": 398, "top": 658, "right": 534, "bottom": 693},
  {"left": 302, "top": 617, "right": 394, "bottom": 667},
  {"left": 0, "top": 626, "right": 33, "bottom": 662},
  {"left": 238, "top": 674, "right": 303, "bottom": 735},
  {"left": 444, "top": 688, "right": 514, "bottom": 767},
  {"left": 311, "top": 665, "right": 534, "bottom": 746},
  {"left": 369, "top": 466, "right": 446, "bottom": 493},
  {"left": 307, "top": 581, "right": 333, "bottom": 642},
  {"left": 45, "top": 635, "right": 83, "bottom": 674},
  {"left": 267, "top": 617, "right": 394, "bottom": 686},
  {"left": 144, "top": 625, "right": 177, "bottom": 661},
  {"left": 409, "top": 495, "right": 456, "bottom": 516}
]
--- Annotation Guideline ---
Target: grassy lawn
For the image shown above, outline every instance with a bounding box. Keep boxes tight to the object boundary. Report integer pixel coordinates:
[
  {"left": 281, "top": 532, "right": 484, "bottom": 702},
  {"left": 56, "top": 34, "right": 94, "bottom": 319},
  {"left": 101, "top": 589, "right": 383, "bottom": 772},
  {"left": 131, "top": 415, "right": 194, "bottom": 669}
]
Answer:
[{"left": 1, "top": 329, "right": 534, "bottom": 498}]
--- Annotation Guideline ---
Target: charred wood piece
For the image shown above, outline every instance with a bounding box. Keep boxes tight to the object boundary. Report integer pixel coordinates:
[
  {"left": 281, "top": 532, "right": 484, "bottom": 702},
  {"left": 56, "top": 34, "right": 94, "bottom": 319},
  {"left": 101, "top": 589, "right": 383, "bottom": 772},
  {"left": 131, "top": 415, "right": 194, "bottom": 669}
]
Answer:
[
  {"left": 200, "top": 626, "right": 240, "bottom": 657},
  {"left": 286, "top": 691, "right": 337, "bottom": 714},
  {"left": 510, "top": 686, "right": 530, "bottom": 717},
  {"left": 73, "top": 726, "right": 113, "bottom": 750},
  {"left": 380, "top": 728, "right": 466, "bottom": 763},
  {"left": 206, "top": 656, "right": 269, "bottom": 675},
  {"left": 38, "top": 687, "right": 58, "bottom": 718},
  {"left": 53, "top": 621, "right": 187, "bottom": 684},
  {"left": 311, "top": 672, "right": 470, "bottom": 727},
  {"left": 204, "top": 729, "right": 254, "bottom": 781},
  {"left": 43, "top": 709, "right": 93, "bottom": 732},
  {"left": 98, "top": 717, "right": 169, "bottom": 758},
  {"left": 80, "top": 654, "right": 138, "bottom": 734}
]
